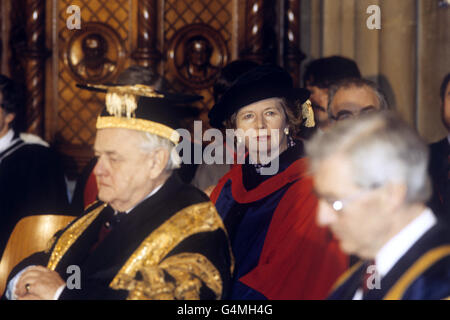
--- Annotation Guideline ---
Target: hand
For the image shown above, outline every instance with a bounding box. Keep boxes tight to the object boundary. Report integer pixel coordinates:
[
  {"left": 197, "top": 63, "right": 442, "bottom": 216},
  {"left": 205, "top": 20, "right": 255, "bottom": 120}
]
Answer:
[{"left": 15, "top": 266, "right": 65, "bottom": 300}]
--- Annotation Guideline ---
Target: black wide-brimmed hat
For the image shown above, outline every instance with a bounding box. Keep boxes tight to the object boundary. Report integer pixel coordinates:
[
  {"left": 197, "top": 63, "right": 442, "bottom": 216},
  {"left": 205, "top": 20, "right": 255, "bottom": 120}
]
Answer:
[
  {"left": 77, "top": 83, "right": 202, "bottom": 144},
  {"left": 208, "top": 65, "right": 310, "bottom": 128}
]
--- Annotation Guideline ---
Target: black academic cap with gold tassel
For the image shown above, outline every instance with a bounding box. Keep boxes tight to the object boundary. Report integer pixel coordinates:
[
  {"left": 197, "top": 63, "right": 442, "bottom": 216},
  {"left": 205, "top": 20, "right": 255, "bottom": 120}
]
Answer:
[{"left": 77, "top": 83, "right": 203, "bottom": 144}]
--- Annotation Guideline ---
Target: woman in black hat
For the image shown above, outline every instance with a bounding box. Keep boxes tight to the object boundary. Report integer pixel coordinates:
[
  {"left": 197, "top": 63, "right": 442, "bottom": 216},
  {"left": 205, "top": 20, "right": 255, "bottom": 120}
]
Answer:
[{"left": 208, "top": 65, "right": 348, "bottom": 300}]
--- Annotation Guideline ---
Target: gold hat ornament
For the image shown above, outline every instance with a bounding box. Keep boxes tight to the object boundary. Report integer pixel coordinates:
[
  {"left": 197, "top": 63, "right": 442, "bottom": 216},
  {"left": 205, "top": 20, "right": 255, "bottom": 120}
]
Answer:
[
  {"left": 301, "top": 99, "right": 315, "bottom": 128},
  {"left": 77, "top": 83, "right": 202, "bottom": 145}
]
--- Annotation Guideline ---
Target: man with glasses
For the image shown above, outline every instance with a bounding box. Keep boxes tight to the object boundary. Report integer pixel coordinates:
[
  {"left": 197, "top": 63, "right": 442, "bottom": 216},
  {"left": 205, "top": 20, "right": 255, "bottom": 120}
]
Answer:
[
  {"left": 306, "top": 112, "right": 450, "bottom": 300},
  {"left": 303, "top": 56, "right": 362, "bottom": 130},
  {"left": 327, "top": 78, "right": 389, "bottom": 123}
]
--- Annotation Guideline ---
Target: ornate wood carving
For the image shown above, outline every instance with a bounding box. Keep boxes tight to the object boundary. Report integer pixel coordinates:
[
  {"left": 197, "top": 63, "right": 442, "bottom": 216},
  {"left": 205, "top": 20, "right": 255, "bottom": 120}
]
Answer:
[
  {"left": 241, "top": 0, "right": 265, "bottom": 62},
  {"left": 240, "top": 0, "right": 276, "bottom": 64},
  {"left": 131, "top": 0, "right": 160, "bottom": 68},
  {"left": 284, "top": 0, "right": 305, "bottom": 86},
  {"left": 64, "top": 22, "right": 126, "bottom": 84},
  {"left": 168, "top": 23, "right": 228, "bottom": 90},
  {"left": 23, "top": 0, "right": 49, "bottom": 136}
]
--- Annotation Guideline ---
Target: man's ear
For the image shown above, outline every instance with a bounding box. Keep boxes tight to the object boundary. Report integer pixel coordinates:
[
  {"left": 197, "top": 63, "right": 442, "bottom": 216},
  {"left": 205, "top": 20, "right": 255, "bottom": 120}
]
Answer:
[
  {"left": 5, "top": 112, "right": 15, "bottom": 128},
  {"left": 383, "top": 182, "right": 407, "bottom": 211},
  {"left": 147, "top": 147, "right": 170, "bottom": 179}
]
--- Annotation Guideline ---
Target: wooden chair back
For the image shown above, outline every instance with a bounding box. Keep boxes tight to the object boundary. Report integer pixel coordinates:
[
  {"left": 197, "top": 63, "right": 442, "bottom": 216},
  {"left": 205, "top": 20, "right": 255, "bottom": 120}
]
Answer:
[{"left": 0, "top": 215, "right": 75, "bottom": 296}]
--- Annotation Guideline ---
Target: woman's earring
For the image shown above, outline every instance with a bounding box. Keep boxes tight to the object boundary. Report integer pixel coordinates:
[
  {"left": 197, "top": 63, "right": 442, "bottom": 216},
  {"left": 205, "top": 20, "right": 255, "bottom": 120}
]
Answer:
[{"left": 284, "top": 127, "right": 289, "bottom": 136}]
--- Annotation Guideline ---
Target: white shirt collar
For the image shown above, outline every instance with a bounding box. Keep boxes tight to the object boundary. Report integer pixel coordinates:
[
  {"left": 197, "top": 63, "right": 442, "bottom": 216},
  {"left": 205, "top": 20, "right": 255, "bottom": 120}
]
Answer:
[
  {"left": 0, "top": 129, "right": 15, "bottom": 154},
  {"left": 122, "top": 184, "right": 164, "bottom": 214},
  {"left": 375, "top": 208, "right": 436, "bottom": 278},
  {"left": 447, "top": 133, "right": 450, "bottom": 145}
]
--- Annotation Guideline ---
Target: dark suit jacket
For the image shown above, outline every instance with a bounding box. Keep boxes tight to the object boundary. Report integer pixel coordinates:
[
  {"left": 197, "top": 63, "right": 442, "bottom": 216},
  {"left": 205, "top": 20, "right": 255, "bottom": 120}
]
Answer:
[
  {"left": 0, "top": 134, "right": 69, "bottom": 258},
  {"left": 428, "top": 137, "right": 449, "bottom": 223},
  {"left": 327, "top": 221, "right": 450, "bottom": 300},
  {"left": 6, "top": 174, "right": 233, "bottom": 300}
]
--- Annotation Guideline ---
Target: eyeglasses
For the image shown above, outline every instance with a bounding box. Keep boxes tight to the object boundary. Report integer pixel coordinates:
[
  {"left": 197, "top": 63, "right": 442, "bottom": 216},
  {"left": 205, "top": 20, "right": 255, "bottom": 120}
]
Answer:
[
  {"left": 315, "top": 188, "right": 377, "bottom": 213},
  {"left": 330, "top": 107, "right": 377, "bottom": 122}
]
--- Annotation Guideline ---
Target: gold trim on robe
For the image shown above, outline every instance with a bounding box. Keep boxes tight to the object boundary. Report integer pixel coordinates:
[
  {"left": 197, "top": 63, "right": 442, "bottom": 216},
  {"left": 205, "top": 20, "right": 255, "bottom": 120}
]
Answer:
[
  {"left": 329, "top": 261, "right": 363, "bottom": 294},
  {"left": 384, "top": 245, "right": 450, "bottom": 300},
  {"left": 114, "top": 252, "right": 222, "bottom": 300},
  {"left": 110, "top": 201, "right": 233, "bottom": 300},
  {"left": 47, "top": 203, "right": 107, "bottom": 270}
]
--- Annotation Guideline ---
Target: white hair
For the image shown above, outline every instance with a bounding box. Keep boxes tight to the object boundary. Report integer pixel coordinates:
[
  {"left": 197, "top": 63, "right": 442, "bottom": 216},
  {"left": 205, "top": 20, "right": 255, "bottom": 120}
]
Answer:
[
  {"left": 306, "top": 111, "right": 431, "bottom": 204},
  {"left": 139, "top": 131, "right": 181, "bottom": 171}
]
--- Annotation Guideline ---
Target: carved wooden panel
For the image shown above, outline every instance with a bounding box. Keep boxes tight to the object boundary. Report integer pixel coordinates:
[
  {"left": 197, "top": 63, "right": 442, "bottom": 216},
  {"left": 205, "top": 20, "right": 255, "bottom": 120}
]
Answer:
[
  {"left": 167, "top": 23, "right": 229, "bottom": 90},
  {"left": 163, "top": 0, "right": 233, "bottom": 129},
  {"left": 132, "top": 0, "right": 160, "bottom": 68},
  {"left": 284, "top": 0, "right": 304, "bottom": 86},
  {"left": 10, "top": 0, "right": 49, "bottom": 136},
  {"left": 6, "top": 0, "right": 303, "bottom": 177},
  {"left": 53, "top": 0, "right": 131, "bottom": 176}
]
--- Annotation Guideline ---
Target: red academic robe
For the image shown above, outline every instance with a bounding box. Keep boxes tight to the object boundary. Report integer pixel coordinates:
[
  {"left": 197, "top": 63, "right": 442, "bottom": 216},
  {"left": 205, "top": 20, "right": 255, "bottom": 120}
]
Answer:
[{"left": 211, "top": 150, "right": 348, "bottom": 299}]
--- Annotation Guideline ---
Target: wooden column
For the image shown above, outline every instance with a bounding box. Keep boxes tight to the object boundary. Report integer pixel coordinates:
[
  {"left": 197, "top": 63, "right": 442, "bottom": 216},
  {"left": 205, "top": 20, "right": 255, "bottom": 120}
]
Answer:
[
  {"left": 241, "top": 0, "right": 267, "bottom": 63},
  {"left": 284, "top": 0, "right": 305, "bottom": 86},
  {"left": 131, "top": 0, "right": 160, "bottom": 68},
  {"left": 23, "top": 0, "right": 48, "bottom": 136}
]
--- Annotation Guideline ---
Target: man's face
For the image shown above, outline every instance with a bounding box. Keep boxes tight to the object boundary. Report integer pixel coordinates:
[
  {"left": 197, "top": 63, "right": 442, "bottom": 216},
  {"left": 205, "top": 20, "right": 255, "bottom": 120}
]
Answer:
[
  {"left": 0, "top": 93, "right": 15, "bottom": 138},
  {"left": 442, "top": 81, "right": 450, "bottom": 131},
  {"left": 329, "top": 86, "right": 380, "bottom": 122},
  {"left": 314, "top": 154, "right": 390, "bottom": 259},
  {"left": 306, "top": 85, "right": 329, "bottom": 128},
  {"left": 93, "top": 128, "right": 156, "bottom": 212},
  {"left": 0, "top": 108, "right": 10, "bottom": 138}
]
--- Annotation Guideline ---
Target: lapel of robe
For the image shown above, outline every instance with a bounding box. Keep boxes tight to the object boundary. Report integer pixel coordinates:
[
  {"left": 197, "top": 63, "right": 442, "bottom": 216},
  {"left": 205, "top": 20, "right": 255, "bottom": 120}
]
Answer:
[
  {"left": 364, "top": 224, "right": 448, "bottom": 300},
  {"left": 62, "top": 174, "right": 185, "bottom": 278},
  {"left": 327, "top": 261, "right": 366, "bottom": 300},
  {"left": 0, "top": 138, "right": 24, "bottom": 163},
  {"left": 52, "top": 203, "right": 112, "bottom": 276},
  {"left": 83, "top": 188, "right": 176, "bottom": 273}
]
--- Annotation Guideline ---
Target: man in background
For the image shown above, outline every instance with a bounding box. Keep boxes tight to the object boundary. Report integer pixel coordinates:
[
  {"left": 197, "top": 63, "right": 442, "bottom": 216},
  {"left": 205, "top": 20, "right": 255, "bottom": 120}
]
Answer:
[
  {"left": 303, "top": 56, "right": 361, "bottom": 130},
  {"left": 306, "top": 112, "right": 450, "bottom": 299},
  {"left": 327, "top": 77, "right": 389, "bottom": 124},
  {"left": 429, "top": 73, "right": 450, "bottom": 223},
  {"left": 0, "top": 75, "right": 69, "bottom": 258}
]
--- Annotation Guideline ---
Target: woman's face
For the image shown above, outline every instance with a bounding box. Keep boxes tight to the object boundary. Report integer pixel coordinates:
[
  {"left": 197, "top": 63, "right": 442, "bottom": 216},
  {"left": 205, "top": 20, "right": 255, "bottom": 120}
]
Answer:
[{"left": 235, "top": 98, "right": 288, "bottom": 163}]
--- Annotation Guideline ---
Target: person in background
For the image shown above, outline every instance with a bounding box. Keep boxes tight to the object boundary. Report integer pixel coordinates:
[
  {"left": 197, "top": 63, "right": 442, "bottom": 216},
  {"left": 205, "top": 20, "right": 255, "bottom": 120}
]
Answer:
[
  {"left": 303, "top": 56, "right": 361, "bottom": 132},
  {"left": 307, "top": 111, "right": 450, "bottom": 300},
  {"left": 0, "top": 75, "right": 69, "bottom": 259},
  {"left": 208, "top": 65, "right": 348, "bottom": 300},
  {"left": 428, "top": 73, "right": 450, "bottom": 223},
  {"left": 327, "top": 77, "right": 390, "bottom": 124}
]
